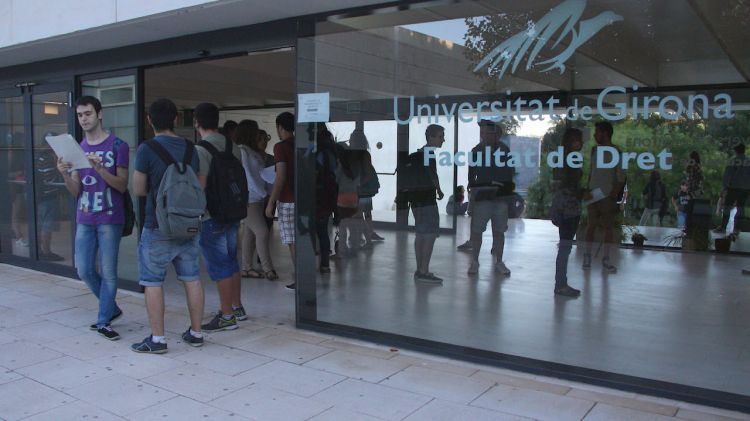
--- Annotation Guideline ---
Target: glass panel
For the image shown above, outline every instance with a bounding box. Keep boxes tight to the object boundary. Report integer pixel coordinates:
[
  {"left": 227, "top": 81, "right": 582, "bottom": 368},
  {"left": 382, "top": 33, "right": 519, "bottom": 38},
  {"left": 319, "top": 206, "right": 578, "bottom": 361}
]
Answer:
[
  {"left": 81, "top": 75, "right": 138, "bottom": 282},
  {"left": 0, "top": 96, "right": 29, "bottom": 257},
  {"left": 299, "top": 0, "right": 750, "bottom": 397},
  {"left": 32, "top": 91, "right": 72, "bottom": 264}
]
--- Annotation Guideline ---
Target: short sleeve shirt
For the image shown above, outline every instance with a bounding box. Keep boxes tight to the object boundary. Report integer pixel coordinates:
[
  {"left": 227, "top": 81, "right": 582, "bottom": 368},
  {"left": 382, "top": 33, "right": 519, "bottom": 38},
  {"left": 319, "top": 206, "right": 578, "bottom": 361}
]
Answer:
[
  {"left": 589, "top": 145, "right": 626, "bottom": 197},
  {"left": 273, "top": 138, "right": 295, "bottom": 203},
  {"left": 135, "top": 135, "right": 201, "bottom": 229},
  {"left": 77, "top": 134, "right": 129, "bottom": 225}
]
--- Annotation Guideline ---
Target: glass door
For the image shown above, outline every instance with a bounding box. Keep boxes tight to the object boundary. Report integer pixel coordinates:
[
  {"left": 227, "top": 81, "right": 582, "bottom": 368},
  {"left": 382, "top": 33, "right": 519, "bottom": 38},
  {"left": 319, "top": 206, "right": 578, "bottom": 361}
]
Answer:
[
  {"left": 30, "top": 85, "right": 74, "bottom": 265},
  {"left": 0, "top": 90, "right": 28, "bottom": 258}
]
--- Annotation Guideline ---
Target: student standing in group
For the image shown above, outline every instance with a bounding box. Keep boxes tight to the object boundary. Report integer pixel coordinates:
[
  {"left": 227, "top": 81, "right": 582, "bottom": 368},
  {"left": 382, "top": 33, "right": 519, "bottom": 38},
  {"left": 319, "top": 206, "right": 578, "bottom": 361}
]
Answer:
[
  {"left": 410, "top": 124, "right": 445, "bottom": 282},
  {"left": 583, "top": 122, "right": 625, "bottom": 273},
  {"left": 467, "top": 120, "right": 514, "bottom": 276},
  {"left": 131, "top": 98, "right": 206, "bottom": 353},
  {"left": 194, "top": 103, "right": 249, "bottom": 332},
  {"left": 550, "top": 128, "right": 584, "bottom": 297},
  {"left": 236, "top": 119, "right": 277, "bottom": 280},
  {"left": 266, "top": 112, "right": 297, "bottom": 290},
  {"left": 57, "top": 96, "right": 129, "bottom": 340}
]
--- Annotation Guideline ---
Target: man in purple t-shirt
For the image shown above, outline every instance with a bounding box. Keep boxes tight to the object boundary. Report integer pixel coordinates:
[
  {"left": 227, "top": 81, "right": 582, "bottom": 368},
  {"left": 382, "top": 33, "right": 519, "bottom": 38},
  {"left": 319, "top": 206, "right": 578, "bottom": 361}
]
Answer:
[{"left": 57, "top": 96, "right": 129, "bottom": 341}]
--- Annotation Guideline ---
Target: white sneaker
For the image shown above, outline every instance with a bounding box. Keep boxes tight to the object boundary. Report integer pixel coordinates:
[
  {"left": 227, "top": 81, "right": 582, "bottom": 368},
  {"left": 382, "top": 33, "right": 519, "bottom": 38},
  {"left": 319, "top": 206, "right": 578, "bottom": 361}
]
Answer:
[
  {"left": 495, "top": 261, "right": 511, "bottom": 276},
  {"left": 468, "top": 261, "right": 479, "bottom": 275}
]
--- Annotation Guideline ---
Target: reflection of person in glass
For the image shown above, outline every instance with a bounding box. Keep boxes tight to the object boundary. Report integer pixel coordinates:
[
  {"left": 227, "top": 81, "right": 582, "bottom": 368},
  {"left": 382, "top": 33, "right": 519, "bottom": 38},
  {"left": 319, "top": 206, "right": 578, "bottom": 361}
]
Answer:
[
  {"left": 348, "top": 130, "right": 384, "bottom": 246},
  {"left": 715, "top": 143, "right": 750, "bottom": 235},
  {"left": 409, "top": 124, "right": 445, "bottom": 282},
  {"left": 36, "top": 135, "right": 65, "bottom": 261},
  {"left": 446, "top": 185, "right": 469, "bottom": 215},
  {"left": 639, "top": 171, "right": 667, "bottom": 227},
  {"left": 57, "top": 96, "right": 129, "bottom": 340},
  {"left": 467, "top": 120, "right": 513, "bottom": 276},
  {"left": 550, "top": 129, "right": 584, "bottom": 297},
  {"left": 582, "top": 122, "right": 624, "bottom": 273},
  {"left": 9, "top": 132, "right": 28, "bottom": 251}
]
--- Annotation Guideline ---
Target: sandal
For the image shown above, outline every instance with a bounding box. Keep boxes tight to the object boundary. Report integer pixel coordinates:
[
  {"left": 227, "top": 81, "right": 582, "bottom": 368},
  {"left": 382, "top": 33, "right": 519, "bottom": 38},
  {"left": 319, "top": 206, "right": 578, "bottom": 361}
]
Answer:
[
  {"left": 242, "top": 269, "right": 264, "bottom": 279},
  {"left": 265, "top": 270, "right": 279, "bottom": 280}
]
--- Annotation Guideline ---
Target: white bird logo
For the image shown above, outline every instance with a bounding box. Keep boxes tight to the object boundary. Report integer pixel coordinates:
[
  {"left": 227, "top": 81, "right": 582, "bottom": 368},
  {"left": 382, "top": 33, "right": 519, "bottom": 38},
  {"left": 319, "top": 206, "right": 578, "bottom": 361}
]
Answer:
[{"left": 473, "top": 0, "right": 623, "bottom": 79}]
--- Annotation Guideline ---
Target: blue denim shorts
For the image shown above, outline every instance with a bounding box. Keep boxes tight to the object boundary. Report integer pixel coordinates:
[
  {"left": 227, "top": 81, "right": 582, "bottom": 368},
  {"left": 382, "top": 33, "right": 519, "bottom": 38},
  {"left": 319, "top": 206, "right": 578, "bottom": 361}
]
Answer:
[
  {"left": 199, "top": 219, "right": 239, "bottom": 281},
  {"left": 138, "top": 228, "right": 201, "bottom": 287},
  {"left": 411, "top": 202, "right": 439, "bottom": 235}
]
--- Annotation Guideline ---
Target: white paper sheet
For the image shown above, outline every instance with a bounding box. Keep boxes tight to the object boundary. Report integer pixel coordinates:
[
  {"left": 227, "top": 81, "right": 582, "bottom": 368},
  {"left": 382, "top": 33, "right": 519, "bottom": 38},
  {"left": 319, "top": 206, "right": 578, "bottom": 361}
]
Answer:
[
  {"left": 45, "top": 134, "right": 91, "bottom": 170},
  {"left": 260, "top": 166, "right": 276, "bottom": 184},
  {"left": 297, "top": 92, "right": 330, "bottom": 123},
  {"left": 584, "top": 187, "right": 605, "bottom": 205}
]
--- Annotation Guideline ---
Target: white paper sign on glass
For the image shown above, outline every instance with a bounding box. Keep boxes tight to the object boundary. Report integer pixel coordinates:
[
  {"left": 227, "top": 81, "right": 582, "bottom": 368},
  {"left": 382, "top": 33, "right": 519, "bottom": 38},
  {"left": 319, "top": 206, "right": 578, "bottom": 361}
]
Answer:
[
  {"left": 298, "top": 93, "right": 330, "bottom": 123},
  {"left": 45, "top": 134, "right": 92, "bottom": 170}
]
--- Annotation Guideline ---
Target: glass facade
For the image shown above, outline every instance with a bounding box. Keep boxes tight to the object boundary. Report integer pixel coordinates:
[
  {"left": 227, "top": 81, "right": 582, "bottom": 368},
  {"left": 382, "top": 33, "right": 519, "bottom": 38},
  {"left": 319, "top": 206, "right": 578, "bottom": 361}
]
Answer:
[{"left": 296, "top": 0, "right": 750, "bottom": 399}]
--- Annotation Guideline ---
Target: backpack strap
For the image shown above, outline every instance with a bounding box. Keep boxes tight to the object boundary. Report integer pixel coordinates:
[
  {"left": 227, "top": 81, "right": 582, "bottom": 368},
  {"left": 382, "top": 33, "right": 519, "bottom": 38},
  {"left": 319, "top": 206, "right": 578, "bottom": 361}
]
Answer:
[
  {"left": 147, "top": 138, "right": 195, "bottom": 174},
  {"left": 198, "top": 140, "right": 220, "bottom": 157},
  {"left": 146, "top": 139, "right": 177, "bottom": 166}
]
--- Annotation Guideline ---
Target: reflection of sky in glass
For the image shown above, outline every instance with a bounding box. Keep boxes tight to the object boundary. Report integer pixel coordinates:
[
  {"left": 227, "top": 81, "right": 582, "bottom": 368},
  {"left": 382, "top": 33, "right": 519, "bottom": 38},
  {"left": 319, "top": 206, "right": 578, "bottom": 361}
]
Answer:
[{"left": 401, "top": 19, "right": 469, "bottom": 46}]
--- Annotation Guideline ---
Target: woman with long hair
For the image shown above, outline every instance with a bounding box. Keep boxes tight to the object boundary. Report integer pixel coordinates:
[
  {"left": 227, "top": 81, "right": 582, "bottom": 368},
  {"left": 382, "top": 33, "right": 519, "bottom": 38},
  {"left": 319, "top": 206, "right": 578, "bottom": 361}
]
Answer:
[
  {"left": 236, "top": 119, "right": 277, "bottom": 279},
  {"left": 550, "top": 128, "right": 585, "bottom": 297}
]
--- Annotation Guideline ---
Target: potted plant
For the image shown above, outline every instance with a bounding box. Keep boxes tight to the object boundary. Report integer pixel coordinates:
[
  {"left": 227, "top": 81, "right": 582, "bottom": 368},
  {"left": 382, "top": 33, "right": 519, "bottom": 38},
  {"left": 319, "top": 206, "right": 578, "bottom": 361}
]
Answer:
[
  {"left": 714, "top": 232, "right": 736, "bottom": 253},
  {"left": 623, "top": 225, "right": 647, "bottom": 247}
]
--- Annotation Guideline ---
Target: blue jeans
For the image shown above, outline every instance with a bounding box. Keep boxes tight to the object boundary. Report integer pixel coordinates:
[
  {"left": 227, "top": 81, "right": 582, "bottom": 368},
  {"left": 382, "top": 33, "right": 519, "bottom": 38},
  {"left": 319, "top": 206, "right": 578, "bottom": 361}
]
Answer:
[
  {"left": 677, "top": 211, "right": 687, "bottom": 228},
  {"left": 555, "top": 216, "right": 580, "bottom": 289},
  {"left": 199, "top": 219, "right": 239, "bottom": 281},
  {"left": 138, "top": 228, "right": 201, "bottom": 287},
  {"left": 75, "top": 223, "right": 123, "bottom": 327}
]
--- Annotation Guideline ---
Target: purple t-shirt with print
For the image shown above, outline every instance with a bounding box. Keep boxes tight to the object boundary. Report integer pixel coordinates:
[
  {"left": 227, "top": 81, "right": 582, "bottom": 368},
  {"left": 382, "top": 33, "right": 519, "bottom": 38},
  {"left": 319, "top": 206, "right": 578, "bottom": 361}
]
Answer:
[{"left": 76, "top": 134, "right": 129, "bottom": 225}]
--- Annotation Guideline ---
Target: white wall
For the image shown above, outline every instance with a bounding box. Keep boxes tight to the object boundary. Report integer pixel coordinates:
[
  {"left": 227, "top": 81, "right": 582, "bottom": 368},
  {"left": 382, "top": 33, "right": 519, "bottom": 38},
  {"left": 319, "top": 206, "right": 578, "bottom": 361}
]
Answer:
[{"left": 0, "top": 0, "right": 215, "bottom": 48}]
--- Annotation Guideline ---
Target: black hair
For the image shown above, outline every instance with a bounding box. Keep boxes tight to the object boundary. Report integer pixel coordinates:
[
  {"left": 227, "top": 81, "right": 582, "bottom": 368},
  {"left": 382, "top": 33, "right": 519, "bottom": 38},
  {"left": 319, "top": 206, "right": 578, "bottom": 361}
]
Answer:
[
  {"left": 276, "top": 112, "right": 295, "bottom": 133},
  {"left": 561, "top": 128, "right": 583, "bottom": 154},
  {"left": 595, "top": 121, "right": 613, "bottom": 138},
  {"left": 236, "top": 119, "right": 260, "bottom": 150},
  {"left": 222, "top": 120, "right": 238, "bottom": 135},
  {"left": 75, "top": 96, "right": 102, "bottom": 114},
  {"left": 148, "top": 98, "right": 177, "bottom": 131},
  {"left": 689, "top": 150, "right": 701, "bottom": 165},
  {"left": 194, "top": 102, "right": 219, "bottom": 130},
  {"left": 734, "top": 143, "right": 745, "bottom": 155},
  {"left": 425, "top": 124, "right": 445, "bottom": 140}
]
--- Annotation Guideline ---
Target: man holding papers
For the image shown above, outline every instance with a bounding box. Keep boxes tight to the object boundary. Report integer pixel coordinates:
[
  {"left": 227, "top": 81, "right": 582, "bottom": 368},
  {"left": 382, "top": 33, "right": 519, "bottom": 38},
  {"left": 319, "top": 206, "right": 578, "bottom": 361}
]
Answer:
[{"left": 56, "top": 96, "right": 129, "bottom": 341}]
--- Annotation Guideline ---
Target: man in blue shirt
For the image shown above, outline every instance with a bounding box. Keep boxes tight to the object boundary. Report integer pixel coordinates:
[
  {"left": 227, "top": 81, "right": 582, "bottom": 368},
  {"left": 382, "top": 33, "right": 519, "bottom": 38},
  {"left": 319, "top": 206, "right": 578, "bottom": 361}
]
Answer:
[{"left": 130, "top": 98, "right": 206, "bottom": 354}]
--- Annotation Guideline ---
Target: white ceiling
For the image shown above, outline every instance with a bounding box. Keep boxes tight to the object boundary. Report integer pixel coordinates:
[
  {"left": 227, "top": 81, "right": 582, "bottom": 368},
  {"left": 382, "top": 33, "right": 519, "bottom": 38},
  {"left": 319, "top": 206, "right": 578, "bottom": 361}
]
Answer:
[{"left": 0, "top": 0, "right": 388, "bottom": 68}]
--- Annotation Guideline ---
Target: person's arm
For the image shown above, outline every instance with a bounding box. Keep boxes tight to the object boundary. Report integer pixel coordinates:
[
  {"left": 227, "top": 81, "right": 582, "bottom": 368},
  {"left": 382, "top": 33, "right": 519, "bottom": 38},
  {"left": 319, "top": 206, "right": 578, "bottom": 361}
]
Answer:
[
  {"left": 672, "top": 194, "right": 679, "bottom": 213},
  {"left": 57, "top": 158, "right": 81, "bottom": 197},
  {"left": 429, "top": 160, "right": 443, "bottom": 200},
  {"left": 89, "top": 159, "right": 128, "bottom": 193},
  {"left": 266, "top": 162, "right": 286, "bottom": 218},
  {"left": 132, "top": 170, "right": 148, "bottom": 197},
  {"left": 242, "top": 149, "right": 267, "bottom": 199}
]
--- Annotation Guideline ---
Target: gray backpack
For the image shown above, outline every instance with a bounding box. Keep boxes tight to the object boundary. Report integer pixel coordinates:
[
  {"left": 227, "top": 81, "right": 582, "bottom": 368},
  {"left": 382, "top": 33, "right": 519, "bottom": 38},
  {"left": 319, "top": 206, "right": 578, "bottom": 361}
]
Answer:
[{"left": 146, "top": 140, "right": 206, "bottom": 239}]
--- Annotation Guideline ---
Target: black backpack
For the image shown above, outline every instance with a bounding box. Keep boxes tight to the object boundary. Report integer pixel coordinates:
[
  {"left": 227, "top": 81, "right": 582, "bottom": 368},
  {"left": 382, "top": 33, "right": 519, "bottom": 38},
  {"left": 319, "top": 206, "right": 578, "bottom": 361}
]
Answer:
[
  {"left": 198, "top": 139, "right": 248, "bottom": 224},
  {"left": 396, "top": 150, "right": 436, "bottom": 205}
]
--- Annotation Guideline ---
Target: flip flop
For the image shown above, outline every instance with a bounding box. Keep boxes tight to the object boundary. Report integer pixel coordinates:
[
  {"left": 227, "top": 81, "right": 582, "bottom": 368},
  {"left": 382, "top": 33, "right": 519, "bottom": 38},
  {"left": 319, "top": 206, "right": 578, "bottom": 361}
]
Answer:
[{"left": 242, "top": 269, "right": 264, "bottom": 278}]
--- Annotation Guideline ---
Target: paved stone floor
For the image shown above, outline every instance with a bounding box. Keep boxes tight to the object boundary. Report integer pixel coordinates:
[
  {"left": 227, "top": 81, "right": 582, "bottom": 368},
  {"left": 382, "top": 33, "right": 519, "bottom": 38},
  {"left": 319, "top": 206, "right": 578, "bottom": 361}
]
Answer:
[{"left": 0, "top": 264, "right": 748, "bottom": 421}]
